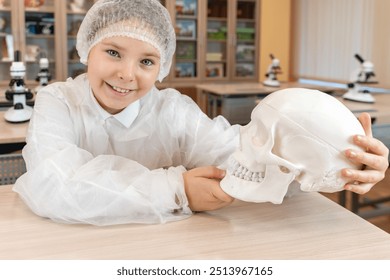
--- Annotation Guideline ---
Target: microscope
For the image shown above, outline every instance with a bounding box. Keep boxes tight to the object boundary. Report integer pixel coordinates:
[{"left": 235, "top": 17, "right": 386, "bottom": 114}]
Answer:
[
  {"left": 263, "top": 54, "right": 282, "bottom": 87},
  {"left": 35, "top": 57, "right": 52, "bottom": 92},
  {"left": 4, "top": 50, "right": 34, "bottom": 123},
  {"left": 342, "top": 54, "right": 377, "bottom": 103}
]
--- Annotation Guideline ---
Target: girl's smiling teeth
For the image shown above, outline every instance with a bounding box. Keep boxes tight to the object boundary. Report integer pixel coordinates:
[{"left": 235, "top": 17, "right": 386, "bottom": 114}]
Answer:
[{"left": 108, "top": 83, "right": 133, "bottom": 94}]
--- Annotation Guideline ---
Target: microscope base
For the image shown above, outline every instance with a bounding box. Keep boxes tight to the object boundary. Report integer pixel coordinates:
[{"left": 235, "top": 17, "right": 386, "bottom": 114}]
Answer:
[
  {"left": 342, "top": 91, "right": 375, "bottom": 103},
  {"left": 4, "top": 106, "right": 33, "bottom": 123},
  {"left": 263, "top": 79, "right": 280, "bottom": 87}
]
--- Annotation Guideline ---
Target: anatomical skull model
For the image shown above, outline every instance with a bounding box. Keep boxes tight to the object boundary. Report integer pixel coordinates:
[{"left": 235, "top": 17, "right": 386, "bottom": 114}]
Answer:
[{"left": 220, "top": 88, "right": 365, "bottom": 204}]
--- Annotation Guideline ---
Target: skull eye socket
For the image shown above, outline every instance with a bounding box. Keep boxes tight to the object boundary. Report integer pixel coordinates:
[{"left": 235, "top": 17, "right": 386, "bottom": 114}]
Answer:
[{"left": 279, "top": 166, "right": 291, "bottom": 174}]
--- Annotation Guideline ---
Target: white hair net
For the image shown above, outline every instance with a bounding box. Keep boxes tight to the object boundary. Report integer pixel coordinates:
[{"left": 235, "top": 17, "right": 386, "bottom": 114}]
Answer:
[{"left": 76, "top": 0, "right": 176, "bottom": 82}]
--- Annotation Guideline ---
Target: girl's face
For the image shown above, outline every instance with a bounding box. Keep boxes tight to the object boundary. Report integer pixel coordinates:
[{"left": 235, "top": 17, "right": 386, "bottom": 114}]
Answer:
[{"left": 87, "top": 36, "right": 160, "bottom": 114}]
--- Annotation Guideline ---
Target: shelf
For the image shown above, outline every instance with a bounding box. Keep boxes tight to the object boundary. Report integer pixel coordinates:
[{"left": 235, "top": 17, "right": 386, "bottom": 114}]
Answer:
[
  {"left": 0, "top": 7, "right": 11, "bottom": 12},
  {"left": 26, "top": 34, "right": 55, "bottom": 39},
  {"left": 25, "top": 7, "right": 55, "bottom": 13}
]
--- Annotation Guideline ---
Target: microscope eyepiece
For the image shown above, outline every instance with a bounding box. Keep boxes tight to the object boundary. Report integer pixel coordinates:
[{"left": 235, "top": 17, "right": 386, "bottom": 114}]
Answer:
[{"left": 354, "top": 54, "right": 365, "bottom": 64}]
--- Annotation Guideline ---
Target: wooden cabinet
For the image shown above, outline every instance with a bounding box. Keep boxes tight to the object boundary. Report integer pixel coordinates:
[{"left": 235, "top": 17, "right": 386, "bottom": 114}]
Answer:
[
  {"left": 210, "top": 0, "right": 259, "bottom": 81},
  {"left": 163, "top": 0, "right": 260, "bottom": 85},
  {"left": 0, "top": 0, "right": 93, "bottom": 87},
  {"left": 0, "top": 0, "right": 260, "bottom": 88},
  {"left": 20, "top": 0, "right": 62, "bottom": 82},
  {"left": 0, "top": 0, "right": 62, "bottom": 85},
  {"left": 0, "top": 0, "right": 18, "bottom": 86}
]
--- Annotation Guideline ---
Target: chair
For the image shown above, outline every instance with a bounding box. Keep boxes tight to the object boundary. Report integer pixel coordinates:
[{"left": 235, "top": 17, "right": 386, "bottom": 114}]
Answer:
[{"left": 0, "top": 153, "right": 26, "bottom": 185}]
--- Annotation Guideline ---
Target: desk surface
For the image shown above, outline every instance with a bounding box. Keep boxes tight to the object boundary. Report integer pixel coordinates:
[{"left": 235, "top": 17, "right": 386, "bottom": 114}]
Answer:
[
  {"left": 196, "top": 81, "right": 336, "bottom": 95},
  {"left": 0, "top": 185, "right": 389, "bottom": 259},
  {"left": 338, "top": 94, "right": 390, "bottom": 124},
  {"left": 0, "top": 111, "right": 29, "bottom": 144}
]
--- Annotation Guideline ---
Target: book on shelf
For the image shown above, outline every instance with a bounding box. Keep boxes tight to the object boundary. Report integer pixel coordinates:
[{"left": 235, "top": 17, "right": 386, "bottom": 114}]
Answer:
[
  {"left": 207, "top": 27, "right": 227, "bottom": 40},
  {"left": 176, "top": 42, "right": 196, "bottom": 60},
  {"left": 206, "top": 52, "right": 223, "bottom": 61},
  {"left": 175, "top": 62, "right": 195, "bottom": 78},
  {"left": 236, "top": 27, "right": 255, "bottom": 40},
  {"left": 236, "top": 45, "right": 255, "bottom": 60},
  {"left": 175, "top": 0, "right": 197, "bottom": 16},
  {"left": 175, "top": 19, "right": 196, "bottom": 39},
  {"left": 235, "top": 63, "right": 254, "bottom": 77},
  {"left": 206, "top": 63, "right": 224, "bottom": 78}
]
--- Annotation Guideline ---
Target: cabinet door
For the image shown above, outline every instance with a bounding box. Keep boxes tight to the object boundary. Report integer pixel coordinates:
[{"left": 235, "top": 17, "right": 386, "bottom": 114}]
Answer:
[
  {"left": 63, "top": 0, "right": 94, "bottom": 79},
  {"left": 232, "top": 0, "right": 259, "bottom": 80},
  {"left": 170, "top": 0, "right": 201, "bottom": 82},
  {"left": 21, "top": 0, "right": 61, "bottom": 83},
  {"left": 204, "top": 0, "right": 229, "bottom": 81},
  {"left": 0, "top": 0, "right": 18, "bottom": 85}
]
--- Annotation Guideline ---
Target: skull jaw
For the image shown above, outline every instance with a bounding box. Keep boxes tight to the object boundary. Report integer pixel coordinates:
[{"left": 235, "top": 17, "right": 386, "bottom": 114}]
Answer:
[{"left": 220, "top": 156, "right": 296, "bottom": 203}]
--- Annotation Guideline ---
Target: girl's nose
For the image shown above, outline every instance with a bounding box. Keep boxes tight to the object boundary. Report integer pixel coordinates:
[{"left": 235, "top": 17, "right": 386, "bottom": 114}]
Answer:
[{"left": 117, "top": 63, "right": 136, "bottom": 81}]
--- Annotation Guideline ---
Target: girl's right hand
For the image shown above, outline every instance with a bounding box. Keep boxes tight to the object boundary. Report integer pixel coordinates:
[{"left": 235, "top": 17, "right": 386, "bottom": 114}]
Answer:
[{"left": 183, "top": 166, "right": 234, "bottom": 212}]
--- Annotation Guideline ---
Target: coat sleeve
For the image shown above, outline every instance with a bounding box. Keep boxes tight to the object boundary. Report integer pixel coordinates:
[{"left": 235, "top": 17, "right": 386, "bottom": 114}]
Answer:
[
  {"left": 13, "top": 89, "right": 192, "bottom": 226},
  {"left": 167, "top": 90, "right": 240, "bottom": 169}
]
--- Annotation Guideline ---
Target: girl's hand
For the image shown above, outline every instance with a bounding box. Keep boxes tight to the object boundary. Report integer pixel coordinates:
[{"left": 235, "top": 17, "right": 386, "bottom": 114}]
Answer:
[
  {"left": 342, "top": 113, "right": 389, "bottom": 194},
  {"left": 183, "top": 166, "right": 234, "bottom": 212}
]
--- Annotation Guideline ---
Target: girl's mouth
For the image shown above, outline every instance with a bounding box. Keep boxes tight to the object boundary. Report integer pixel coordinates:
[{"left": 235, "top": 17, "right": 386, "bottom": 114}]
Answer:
[
  {"left": 107, "top": 82, "right": 135, "bottom": 95},
  {"left": 112, "top": 85, "right": 131, "bottom": 93}
]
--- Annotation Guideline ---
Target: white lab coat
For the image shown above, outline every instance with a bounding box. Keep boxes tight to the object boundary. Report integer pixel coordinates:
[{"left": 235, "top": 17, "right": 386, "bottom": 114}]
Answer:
[{"left": 14, "top": 74, "right": 239, "bottom": 225}]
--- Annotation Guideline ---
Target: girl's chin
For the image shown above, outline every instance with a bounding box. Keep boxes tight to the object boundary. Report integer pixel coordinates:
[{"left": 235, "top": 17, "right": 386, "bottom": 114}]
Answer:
[
  {"left": 104, "top": 106, "right": 125, "bottom": 114},
  {"left": 98, "top": 99, "right": 126, "bottom": 114}
]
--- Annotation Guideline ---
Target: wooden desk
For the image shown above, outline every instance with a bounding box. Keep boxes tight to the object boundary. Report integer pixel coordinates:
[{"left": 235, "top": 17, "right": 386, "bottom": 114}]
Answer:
[
  {"left": 337, "top": 93, "right": 390, "bottom": 125},
  {"left": 196, "top": 82, "right": 390, "bottom": 125},
  {"left": 196, "top": 82, "right": 337, "bottom": 123},
  {"left": 0, "top": 185, "right": 389, "bottom": 259},
  {"left": 0, "top": 111, "right": 29, "bottom": 144}
]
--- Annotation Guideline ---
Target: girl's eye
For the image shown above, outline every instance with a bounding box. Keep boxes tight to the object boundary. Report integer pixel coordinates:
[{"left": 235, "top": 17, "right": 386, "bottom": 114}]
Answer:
[
  {"left": 107, "top": 49, "right": 120, "bottom": 57},
  {"left": 141, "top": 59, "right": 153, "bottom": 66}
]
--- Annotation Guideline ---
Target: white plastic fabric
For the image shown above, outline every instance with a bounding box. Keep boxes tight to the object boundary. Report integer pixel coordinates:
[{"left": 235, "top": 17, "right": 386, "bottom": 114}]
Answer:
[
  {"left": 221, "top": 88, "right": 365, "bottom": 204},
  {"left": 14, "top": 74, "right": 239, "bottom": 225},
  {"left": 76, "top": 0, "right": 175, "bottom": 82}
]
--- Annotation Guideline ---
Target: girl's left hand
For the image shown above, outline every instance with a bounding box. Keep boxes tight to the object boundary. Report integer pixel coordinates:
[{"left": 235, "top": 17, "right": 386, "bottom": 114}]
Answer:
[{"left": 342, "top": 112, "right": 389, "bottom": 194}]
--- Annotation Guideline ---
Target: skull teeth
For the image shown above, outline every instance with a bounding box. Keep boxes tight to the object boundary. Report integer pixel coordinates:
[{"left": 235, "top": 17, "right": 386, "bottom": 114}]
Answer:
[{"left": 228, "top": 158, "right": 264, "bottom": 183}]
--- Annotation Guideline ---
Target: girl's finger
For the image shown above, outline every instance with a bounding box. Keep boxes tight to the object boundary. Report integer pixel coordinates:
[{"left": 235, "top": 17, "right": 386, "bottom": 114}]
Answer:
[{"left": 358, "top": 112, "right": 372, "bottom": 137}]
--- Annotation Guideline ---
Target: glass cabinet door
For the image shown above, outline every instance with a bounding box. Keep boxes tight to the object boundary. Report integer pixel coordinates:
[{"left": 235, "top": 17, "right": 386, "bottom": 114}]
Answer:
[
  {"left": 172, "top": 0, "right": 199, "bottom": 81},
  {"left": 22, "top": 0, "right": 59, "bottom": 82},
  {"left": 0, "top": 0, "right": 15, "bottom": 85},
  {"left": 205, "top": 0, "right": 228, "bottom": 80},
  {"left": 233, "top": 0, "right": 258, "bottom": 79},
  {"left": 65, "top": 0, "right": 94, "bottom": 79}
]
